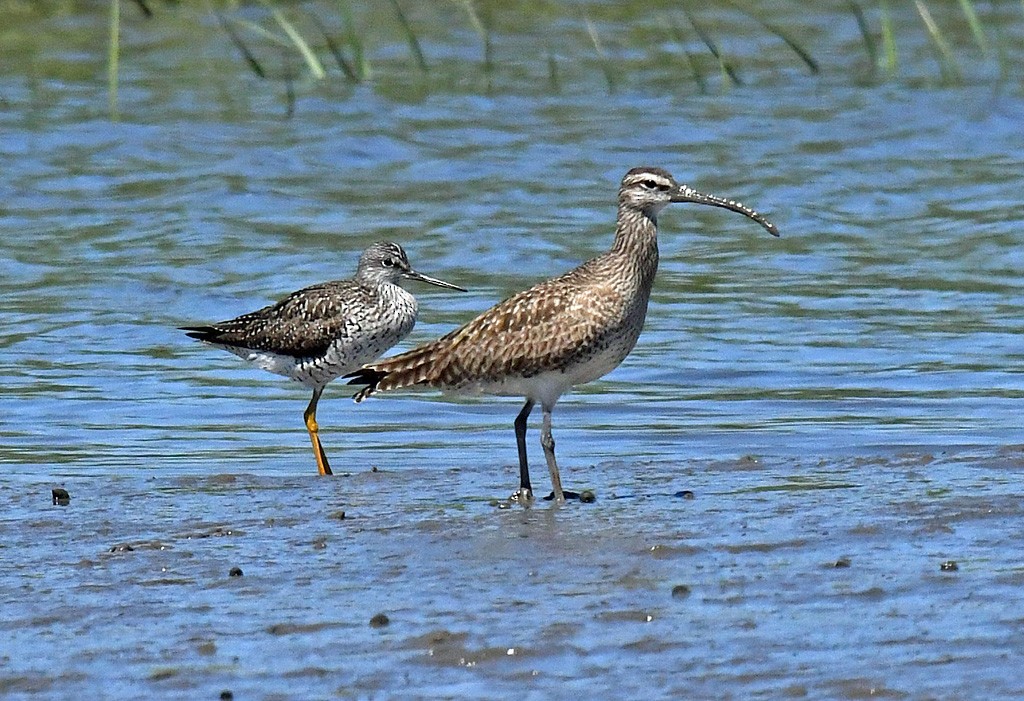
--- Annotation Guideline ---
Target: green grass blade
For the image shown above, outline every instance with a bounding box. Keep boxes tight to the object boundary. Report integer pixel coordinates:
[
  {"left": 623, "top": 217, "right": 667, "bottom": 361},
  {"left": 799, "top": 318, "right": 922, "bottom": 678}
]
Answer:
[
  {"left": 584, "top": 17, "right": 617, "bottom": 93},
  {"left": 721, "top": 0, "right": 819, "bottom": 74},
  {"left": 282, "top": 48, "right": 295, "bottom": 118},
  {"left": 257, "top": 0, "right": 326, "bottom": 80},
  {"left": 680, "top": 2, "right": 741, "bottom": 87},
  {"left": 846, "top": 0, "right": 878, "bottom": 72},
  {"left": 460, "top": 0, "right": 486, "bottom": 44},
  {"left": 130, "top": 0, "right": 153, "bottom": 18},
  {"left": 214, "top": 11, "right": 267, "bottom": 78},
  {"left": 459, "top": 0, "right": 492, "bottom": 82},
  {"left": 108, "top": 0, "right": 119, "bottom": 120},
  {"left": 337, "top": 0, "right": 369, "bottom": 79},
  {"left": 956, "top": 0, "right": 991, "bottom": 56},
  {"left": 758, "top": 20, "right": 819, "bottom": 74},
  {"left": 546, "top": 49, "right": 560, "bottom": 92},
  {"left": 306, "top": 12, "right": 358, "bottom": 82},
  {"left": 879, "top": 0, "right": 897, "bottom": 76},
  {"left": 663, "top": 14, "right": 707, "bottom": 93},
  {"left": 388, "top": 0, "right": 428, "bottom": 73},
  {"left": 914, "top": 0, "right": 962, "bottom": 81}
]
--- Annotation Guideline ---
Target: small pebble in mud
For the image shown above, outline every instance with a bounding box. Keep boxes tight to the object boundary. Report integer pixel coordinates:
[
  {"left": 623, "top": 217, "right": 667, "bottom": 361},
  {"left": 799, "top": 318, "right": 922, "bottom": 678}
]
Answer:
[
  {"left": 579, "top": 490, "right": 596, "bottom": 503},
  {"left": 371, "top": 466, "right": 380, "bottom": 472},
  {"left": 51, "top": 488, "right": 70, "bottom": 506},
  {"left": 834, "top": 557, "right": 851, "bottom": 568},
  {"left": 940, "top": 560, "right": 959, "bottom": 572},
  {"left": 369, "top": 613, "right": 390, "bottom": 628},
  {"left": 329, "top": 510, "right": 346, "bottom": 521},
  {"left": 219, "top": 691, "right": 234, "bottom": 700},
  {"left": 312, "top": 537, "right": 327, "bottom": 550},
  {"left": 673, "top": 490, "right": 695, "bottom": 500},
  {"left": 229, "top": 567, "right": 243, "bottom": 577},
  {"left": 671, "top": 585, "right": 691, "bottom": 599}
]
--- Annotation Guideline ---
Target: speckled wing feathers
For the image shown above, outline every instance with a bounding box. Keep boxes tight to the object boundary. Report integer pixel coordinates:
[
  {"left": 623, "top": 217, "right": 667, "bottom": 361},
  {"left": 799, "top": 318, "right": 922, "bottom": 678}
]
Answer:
[
  {"left": 183, "top": 281, "right": 381, "bottom": 359},
  {"left": 360, "top": 259, "right": 631, "bottom": 393}
]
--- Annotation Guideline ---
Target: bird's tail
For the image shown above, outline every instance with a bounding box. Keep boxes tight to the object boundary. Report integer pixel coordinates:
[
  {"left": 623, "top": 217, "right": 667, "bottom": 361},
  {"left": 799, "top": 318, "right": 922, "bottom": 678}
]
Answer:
[
  {"left": 346, "top": 340, "right": 447, "bottom": 403},
  {"left": 180, "top": 326, "right": 221, "bottom": 343}
]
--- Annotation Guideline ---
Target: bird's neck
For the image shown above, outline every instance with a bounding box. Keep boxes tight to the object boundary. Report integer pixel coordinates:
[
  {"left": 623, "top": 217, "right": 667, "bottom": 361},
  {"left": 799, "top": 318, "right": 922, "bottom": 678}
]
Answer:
[
  {"left": 610, "top": 206, "right": 660, "bottom": 284},
  {"left": 379, "top": 281, "right": 419, "bottom": 316}
]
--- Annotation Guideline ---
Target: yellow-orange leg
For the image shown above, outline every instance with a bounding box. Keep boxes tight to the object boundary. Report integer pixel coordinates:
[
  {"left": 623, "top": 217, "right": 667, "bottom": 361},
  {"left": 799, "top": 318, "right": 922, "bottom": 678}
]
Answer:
[{"left": 303, "top": 388, "right": 333, "bottom": 476}]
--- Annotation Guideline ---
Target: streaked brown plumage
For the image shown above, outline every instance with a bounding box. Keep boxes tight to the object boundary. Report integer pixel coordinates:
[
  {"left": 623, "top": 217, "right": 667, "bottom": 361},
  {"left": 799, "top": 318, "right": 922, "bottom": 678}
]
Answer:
[{"left": 348, "top": 168, "right": 779, "bottom": 503}]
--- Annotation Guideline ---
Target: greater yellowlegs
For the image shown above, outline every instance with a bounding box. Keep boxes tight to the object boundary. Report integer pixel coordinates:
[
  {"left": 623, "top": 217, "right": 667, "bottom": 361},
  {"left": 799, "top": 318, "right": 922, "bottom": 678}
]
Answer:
[
  {"left": 347, "top": 168, "right": 778, "bottom": 502},
  {"left": 182, "top": 241, "right": 465, "bottom": 476}
]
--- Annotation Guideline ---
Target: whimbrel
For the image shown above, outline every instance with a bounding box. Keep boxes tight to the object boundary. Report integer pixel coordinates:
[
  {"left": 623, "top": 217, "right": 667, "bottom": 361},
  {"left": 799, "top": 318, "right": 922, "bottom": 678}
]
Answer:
[
  {"left": 347, "top": 168, "right": 778, "bottom": 502},
  {"left": 181, "top": 241, "right": 465, "bottom": 476}
]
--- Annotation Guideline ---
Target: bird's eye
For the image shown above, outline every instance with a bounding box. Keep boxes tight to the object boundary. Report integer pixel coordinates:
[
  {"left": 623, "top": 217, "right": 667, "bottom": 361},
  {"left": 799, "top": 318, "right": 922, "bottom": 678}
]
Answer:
[
  {"left": 381, "top": 258, "right": 396, "bottom": 268},
  {"left": 640, "top": 178, "right": 671, "bottom": 192}
]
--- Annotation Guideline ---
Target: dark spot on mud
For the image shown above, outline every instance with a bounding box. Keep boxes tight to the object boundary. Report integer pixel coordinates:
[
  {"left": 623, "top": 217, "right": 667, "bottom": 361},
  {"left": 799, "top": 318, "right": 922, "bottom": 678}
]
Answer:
[
  {"left": 369, "top": 613, "right": 390, "bottom": 628},
  {"left": 283, "top": 667, "right": 331, "bottom": 678},
  {"left": 940, "top": 560, "right": 959, "bottom": 571},
  {"left": 579, "top": 490, "right": 596, "bottom": 503},
  {"left": 674, "top": 490, "right": 695, "bottom": 500},
  {"left": 149, "top": 667, "right": 178, "bottom": 681},
  {"left": 267, "top": 621, "right": 344, "bottom": 636},
  {"left": 371, "top": 466, "right": 380, "bottom": 472},
  {"left": 671, "top": 584, "right": 691, "bottom": 599},
  {"left": 647, "top": 543, "right": 702, "bottom": 558},
  {"left": 404, "top": 629, "right": 465, "bottom": 649},
  {"left": 51, "top": 488, "right": 70, "bottom": 506},
  {"left": 229, "top": 567, "right": 243, "bottom": 577},
  {"left": 400, "top": 629, "right": 520, "bottom": 666},
  {"left": 182, "top": 526, "right": 241, "bottom": 539},
  {"left": 834, "top": 557, "right": 851, "bottom": 568},
  {"left": 596, "top": 609, "right": 654, "bottom": 623},
  {"left": 219, "top": 690, "right": 233, "bottom": 700},
  {"left": 724, "top": 538, "right": 808, "bottom": 554},
  {"left": 106, "top": 540, "right": 168, "bottom": 554}
]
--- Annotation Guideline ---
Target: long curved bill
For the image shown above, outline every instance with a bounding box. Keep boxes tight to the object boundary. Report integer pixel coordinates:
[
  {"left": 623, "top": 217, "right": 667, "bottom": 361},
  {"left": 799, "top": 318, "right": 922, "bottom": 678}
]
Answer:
[
  {"left": 404, "top": 269, "right": 467, "bottom": 291},
  {"left": 671, "top": 185, "right": 780, "bottom": 237}
]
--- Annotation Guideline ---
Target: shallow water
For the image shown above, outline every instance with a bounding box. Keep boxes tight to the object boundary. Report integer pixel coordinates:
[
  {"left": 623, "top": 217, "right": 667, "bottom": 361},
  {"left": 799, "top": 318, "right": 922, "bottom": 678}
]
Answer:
[{"left": 3, "top": 2, "right": 1024, "bottom": 698}]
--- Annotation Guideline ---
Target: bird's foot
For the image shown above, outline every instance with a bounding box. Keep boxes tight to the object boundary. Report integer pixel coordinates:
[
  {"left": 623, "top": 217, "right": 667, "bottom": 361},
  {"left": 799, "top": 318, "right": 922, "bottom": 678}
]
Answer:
[{"left": 508, "top": 487, "right": 535, "bottom": 506}]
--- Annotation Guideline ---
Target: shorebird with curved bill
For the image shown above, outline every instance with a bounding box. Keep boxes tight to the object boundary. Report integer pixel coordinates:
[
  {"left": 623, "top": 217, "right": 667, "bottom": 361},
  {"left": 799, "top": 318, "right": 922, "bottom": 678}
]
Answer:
[
  {"left": 347, "top": 167, "right": 778, "bottom": 504},
  {"left": 181, "top": 241, "right": 465, "bottom": 476}
]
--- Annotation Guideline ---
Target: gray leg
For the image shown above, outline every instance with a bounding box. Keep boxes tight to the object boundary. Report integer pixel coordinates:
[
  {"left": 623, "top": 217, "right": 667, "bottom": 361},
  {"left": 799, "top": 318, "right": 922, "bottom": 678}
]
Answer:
[
  {"left": 512, "top": 399, "right": 535, "bottom": 504},
  {"left": 540, "top": 408, "right": 565, "bottom": 503}
]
